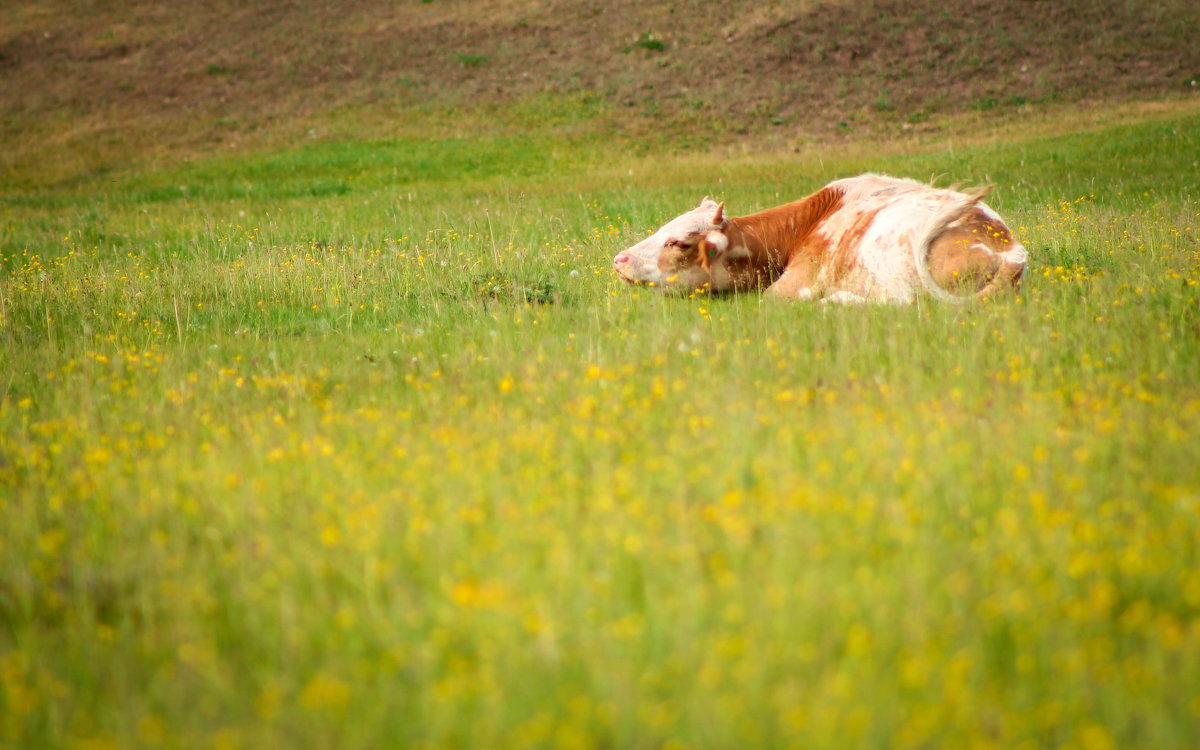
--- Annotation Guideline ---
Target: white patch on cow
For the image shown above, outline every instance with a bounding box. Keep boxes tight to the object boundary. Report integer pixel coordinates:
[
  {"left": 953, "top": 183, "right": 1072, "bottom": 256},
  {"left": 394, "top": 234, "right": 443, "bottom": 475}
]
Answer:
[
  {"left": 822, "top": 290, "right": 868, "bottom": 305},
  {"left": 672, "top": 266, "right": 713, "bottom": 292},
  {"left": 705, "top": 231, "right": 729, "bottom": 252},
  {"left": 974, "top": 202, "right": 1005, "bottom": 224},
  {"left": 857, "top": 210, "right": 923, "bottom": 301},
  {"left": 1003, "top": 243, "right": 1029, "bottom": 266}
]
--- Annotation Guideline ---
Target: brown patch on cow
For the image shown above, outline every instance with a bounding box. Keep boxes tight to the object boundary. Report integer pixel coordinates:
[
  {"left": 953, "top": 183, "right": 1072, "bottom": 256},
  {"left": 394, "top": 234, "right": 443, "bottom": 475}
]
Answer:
[
  {"left": 731, "top": 186, "right": 845, "bottom": 291},
  {"left": 721, "top": 250, "right": 765, "bottom": 291},
  {"left": 770, "top": 229, "right": 837, "bottom": 294},
  {"left": 697, "top": 238, "right": 716, "bottom": 272},
  {"left": 647, "top": 234, "right": 722, "bottom": 291},
  {"left": 826, "top": 207, "right": 883, "bottom": 284},
  {"left": 992, "top": 256, "right": 1026, "bottom": 293},
  {"left": 927, "top": 235, "right": 1002, "bottom": 293},
  {"left": 655, "top": 239, "right": 691, "bottom": 275},
  {"left": 738, "top": 187, "right": 844, "bottom": 260},
  {"left": 954, "top": 208, "right": 1014, "bottom": 251},
  {"left": 927, "top": 207, "right": 1017, "bottom": 294}
]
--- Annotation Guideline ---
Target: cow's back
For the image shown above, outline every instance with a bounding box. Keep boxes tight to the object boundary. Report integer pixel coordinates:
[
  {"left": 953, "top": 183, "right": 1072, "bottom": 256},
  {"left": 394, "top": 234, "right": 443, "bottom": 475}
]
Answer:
[
  {"left": 813, "top": 175, "right": 1025, "bottom": 302},
  {"left": 815, "top": 175, "right": 961, "bottom": 301}
]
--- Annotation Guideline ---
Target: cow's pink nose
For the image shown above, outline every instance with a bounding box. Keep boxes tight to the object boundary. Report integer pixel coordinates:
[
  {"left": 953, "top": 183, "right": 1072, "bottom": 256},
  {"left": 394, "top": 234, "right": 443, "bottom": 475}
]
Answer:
[{"left": 614, "top": 252, "right": 630, "bottom": 264}]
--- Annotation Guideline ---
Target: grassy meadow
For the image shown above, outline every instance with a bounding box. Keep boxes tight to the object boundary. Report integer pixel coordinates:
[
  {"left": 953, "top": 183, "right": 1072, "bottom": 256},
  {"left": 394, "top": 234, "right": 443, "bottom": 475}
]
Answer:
[{"left": 3, "top": 94, "right": 1200, "bottom": 749}]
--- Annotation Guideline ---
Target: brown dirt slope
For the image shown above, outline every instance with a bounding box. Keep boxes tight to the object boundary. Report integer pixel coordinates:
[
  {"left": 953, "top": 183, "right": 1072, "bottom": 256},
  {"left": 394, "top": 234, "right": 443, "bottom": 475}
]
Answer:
[{"left": 2, "top": 0, "right": 1198, "bottom": 147}]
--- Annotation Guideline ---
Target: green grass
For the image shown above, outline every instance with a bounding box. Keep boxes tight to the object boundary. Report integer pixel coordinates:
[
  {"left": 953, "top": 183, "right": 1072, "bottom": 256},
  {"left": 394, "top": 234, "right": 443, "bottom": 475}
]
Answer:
[{"left": 2, "top": 100, "right": 1200, "bottom": 749}]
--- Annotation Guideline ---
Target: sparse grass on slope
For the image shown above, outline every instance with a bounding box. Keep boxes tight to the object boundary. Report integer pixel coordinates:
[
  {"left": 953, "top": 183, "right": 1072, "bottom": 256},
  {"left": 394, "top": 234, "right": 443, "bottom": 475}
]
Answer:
[{"left": 3, "top": 0, "right": 1198, "bottom": 189}]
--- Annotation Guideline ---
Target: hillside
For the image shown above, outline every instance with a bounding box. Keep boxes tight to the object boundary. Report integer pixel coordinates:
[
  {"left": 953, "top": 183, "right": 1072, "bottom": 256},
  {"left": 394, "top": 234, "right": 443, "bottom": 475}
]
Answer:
[{"left": 2, "top": 0, "right": 1199, "bottom": 183}]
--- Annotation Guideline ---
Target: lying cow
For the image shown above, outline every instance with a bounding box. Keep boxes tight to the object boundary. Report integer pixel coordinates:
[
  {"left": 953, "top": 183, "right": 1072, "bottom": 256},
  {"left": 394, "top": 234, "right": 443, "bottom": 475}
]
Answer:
[{"left": 612, "top": 173, "right": 1027, "bottom": 303}]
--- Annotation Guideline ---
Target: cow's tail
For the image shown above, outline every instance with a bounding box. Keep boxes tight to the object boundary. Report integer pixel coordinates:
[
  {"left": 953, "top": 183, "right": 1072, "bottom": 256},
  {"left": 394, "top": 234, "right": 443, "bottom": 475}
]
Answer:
[{"left": 913, "top": 186, "right": 1028, "bottom": 303}]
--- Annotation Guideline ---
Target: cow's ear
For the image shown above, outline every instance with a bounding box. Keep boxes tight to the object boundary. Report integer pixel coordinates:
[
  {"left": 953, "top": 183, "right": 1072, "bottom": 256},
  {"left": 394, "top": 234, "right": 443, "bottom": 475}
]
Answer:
[{"left": 697, "top": 237, "right": 723, "bottom": 270}]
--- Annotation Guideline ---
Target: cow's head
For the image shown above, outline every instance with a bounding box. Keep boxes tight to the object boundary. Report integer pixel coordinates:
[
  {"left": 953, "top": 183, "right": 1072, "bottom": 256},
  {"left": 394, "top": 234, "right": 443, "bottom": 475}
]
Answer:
[{"left": 613, "top": 199, "right": 743, "bottom": 294}]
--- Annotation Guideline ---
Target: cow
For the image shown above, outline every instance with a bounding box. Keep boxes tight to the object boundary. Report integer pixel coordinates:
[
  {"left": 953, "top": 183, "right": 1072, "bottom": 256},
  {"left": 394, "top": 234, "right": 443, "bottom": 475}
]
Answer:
[{"left": 612, "top": 174, "right": 1028, "bottom": 303}]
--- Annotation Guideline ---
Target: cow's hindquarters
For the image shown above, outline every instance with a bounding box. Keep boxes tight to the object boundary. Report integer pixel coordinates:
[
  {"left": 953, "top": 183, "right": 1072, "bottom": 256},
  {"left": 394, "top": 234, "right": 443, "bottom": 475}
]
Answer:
[{"left": 916, "top": 194, "right": 1028, "bottom": 302}]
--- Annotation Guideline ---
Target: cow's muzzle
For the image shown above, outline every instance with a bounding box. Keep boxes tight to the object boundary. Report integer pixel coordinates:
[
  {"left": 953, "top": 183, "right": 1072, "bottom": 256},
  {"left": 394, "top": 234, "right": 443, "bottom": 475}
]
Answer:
[{"left": 613, "top": 251, "right": 638, "bottom": 283}]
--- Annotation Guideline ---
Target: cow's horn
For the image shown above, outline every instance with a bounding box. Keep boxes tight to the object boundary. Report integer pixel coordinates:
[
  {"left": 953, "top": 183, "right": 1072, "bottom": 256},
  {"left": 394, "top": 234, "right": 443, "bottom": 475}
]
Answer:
[{"left": 712, "top": 202, "right": 725, "bottom": 225}]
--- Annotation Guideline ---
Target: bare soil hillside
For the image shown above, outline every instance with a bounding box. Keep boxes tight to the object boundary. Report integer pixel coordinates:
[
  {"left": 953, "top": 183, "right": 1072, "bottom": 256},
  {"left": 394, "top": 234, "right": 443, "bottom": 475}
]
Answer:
[{"left": 2, "top": 0, "right": 1198, "bottom": 153}]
